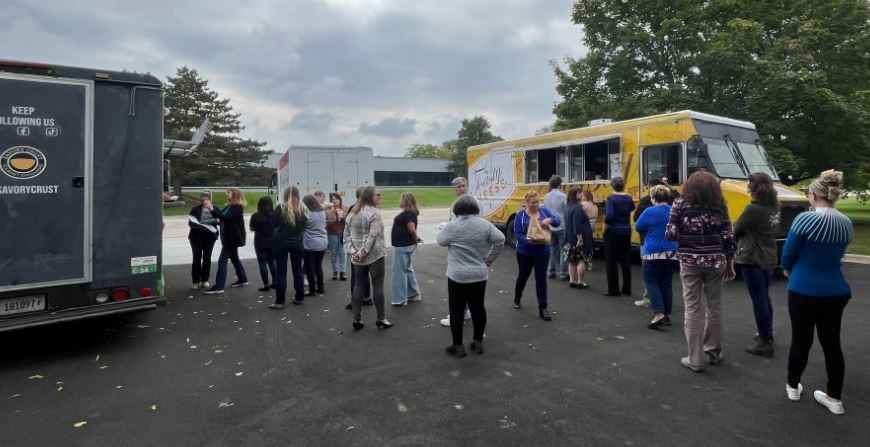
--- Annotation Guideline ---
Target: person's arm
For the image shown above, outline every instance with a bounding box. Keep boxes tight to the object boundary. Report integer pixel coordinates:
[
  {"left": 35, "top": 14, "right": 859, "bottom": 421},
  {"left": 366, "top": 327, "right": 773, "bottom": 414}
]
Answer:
[
  {"left": 781, "top": 214, "right": 808, "bottom": 274},
  {"left": 665, "top": 199, "right": 682, "bottom": 241},
  {"left": 406, "top": 214, "right": 420, "bottom": 242},
  {"left": 732, "top": 204, "right": 757, "bottom": 238},
  {"left": 721, "top": 210, "right": 737, "bottom": 281},
  {"left": 358, "top": 211, "right": 382, "bottom": 258},
  {"left": 514, "top": 210, "right": 529, "bottom": 247},
  {"left": 485, "top": 223, "right": 506, "bottom": 266},
  {"left": 604, "top": 197, "right": 614, "bottom": 225},
  {"left": 272, "top": 206, "right": 282, "bottom": 229},
  {"left": 634, "top": 207, "right": 652, "bottom": 234},
  {"left": 633, "top": 198, "right": 650, "bottom": 223},
  {"left": 628, "top": 196, "right": 636, "bottom": 212},
  {"left": 249, "top": 213, "right": 257, "bottom": 232},
  {"left": 436, "top": 222, "right": 453, "bottom": 247},
  {"left": 546, "top": 208, "right": 561, "bottom": 228}
]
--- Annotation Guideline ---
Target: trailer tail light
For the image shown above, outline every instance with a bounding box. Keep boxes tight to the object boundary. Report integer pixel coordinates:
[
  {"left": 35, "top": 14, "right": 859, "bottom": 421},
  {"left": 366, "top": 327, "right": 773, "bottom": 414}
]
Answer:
[
  {"left": 140, "top": 287, "right": 153, "bottom": 297},
  {"left": 95, "top": 292, "right": 110, "bottom": 304},
  {"left": 112, "top": 288, "right": 130, "bottom": 301}
]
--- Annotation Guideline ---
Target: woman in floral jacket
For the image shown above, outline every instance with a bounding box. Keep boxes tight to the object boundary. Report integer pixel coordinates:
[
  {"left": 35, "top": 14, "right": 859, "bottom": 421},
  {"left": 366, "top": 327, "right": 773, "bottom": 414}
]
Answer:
[{"left": 666, "top": 171, "right": 736, "bottom": 372}]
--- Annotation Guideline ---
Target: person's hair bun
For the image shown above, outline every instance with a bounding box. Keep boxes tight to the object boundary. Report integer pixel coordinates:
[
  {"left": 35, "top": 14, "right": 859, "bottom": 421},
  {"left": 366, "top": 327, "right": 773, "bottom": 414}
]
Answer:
[{"left": 819, "top": 169, "right": 843, "bottom": 187}]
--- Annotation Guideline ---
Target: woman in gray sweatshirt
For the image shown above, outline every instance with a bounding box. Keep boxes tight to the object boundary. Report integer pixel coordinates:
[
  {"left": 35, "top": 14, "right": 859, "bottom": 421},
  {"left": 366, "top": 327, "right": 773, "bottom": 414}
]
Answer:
[
  {"left": 343, "top": 186, "right": 390, "bottom": 330},
  {"left": 436, "top": 194, "right": 506, "bottom": 357}
]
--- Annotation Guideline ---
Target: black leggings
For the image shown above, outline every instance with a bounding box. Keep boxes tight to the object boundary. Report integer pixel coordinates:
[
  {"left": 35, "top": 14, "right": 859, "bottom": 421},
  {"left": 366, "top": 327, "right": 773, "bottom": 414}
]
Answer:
[
  {"left": 448, "top": 278, "right": 487, "bottom": 346},
  {"left": 604, "top": 231, "right": 632, "bottom": 295},
  {"left": 787, "top": 291, "right": 850, "bottom": 399},
  {"left": 304, "top": 250, "right": 325, "bottom": 293}
]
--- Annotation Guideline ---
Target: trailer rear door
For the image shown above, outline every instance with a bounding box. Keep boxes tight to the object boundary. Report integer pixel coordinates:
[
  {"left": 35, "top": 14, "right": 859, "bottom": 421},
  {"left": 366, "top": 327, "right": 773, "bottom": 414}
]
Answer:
[
  {"left": 0, "top": 73, "right": 93, "bottom": 293},
  {"left": 306, "top": 150, "right": 334, "bottom": 195}
]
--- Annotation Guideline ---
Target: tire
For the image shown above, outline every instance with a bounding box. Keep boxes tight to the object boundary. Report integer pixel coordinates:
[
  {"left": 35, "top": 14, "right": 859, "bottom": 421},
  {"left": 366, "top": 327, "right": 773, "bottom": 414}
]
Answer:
[{"left": 505, "top": 215, "right": 517, "bottom": 248}]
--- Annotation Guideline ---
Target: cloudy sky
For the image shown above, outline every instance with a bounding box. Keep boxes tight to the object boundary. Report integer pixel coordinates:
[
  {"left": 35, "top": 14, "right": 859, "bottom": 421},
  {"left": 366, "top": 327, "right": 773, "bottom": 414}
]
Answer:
[{"left": 1, "top": 0, "right": 586, "bottom": 156}]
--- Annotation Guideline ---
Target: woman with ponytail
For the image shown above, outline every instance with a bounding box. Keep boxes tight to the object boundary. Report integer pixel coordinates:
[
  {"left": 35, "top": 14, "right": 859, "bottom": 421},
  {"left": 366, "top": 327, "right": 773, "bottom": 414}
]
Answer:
[
  {"left": 782, "top": 170, "right": 853, "bottom": 415},
  {"left": 270, "top": 186, "right": 308, "bottom": 309}
]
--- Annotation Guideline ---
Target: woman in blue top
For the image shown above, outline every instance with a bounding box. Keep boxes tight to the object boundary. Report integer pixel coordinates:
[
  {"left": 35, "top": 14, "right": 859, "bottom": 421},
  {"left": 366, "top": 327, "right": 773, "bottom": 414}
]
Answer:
[
  {"left": 782, "top": 170, "right": 853, "bottom": 415},
  {"left": 635, "top": 185, "right": 678, "bottom": 330},
  {"left": 604, "top": 177, "right": 636, "bottom": 296},
  {"left": 513, "top": 190, "right": 560, "bottom": 320}
]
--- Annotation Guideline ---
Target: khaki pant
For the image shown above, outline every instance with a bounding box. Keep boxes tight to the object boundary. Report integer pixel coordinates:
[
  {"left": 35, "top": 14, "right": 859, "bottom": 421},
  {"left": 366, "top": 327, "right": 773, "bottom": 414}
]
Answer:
[{"left": 680, "top": 264, "right": 725, "bottom": 369}]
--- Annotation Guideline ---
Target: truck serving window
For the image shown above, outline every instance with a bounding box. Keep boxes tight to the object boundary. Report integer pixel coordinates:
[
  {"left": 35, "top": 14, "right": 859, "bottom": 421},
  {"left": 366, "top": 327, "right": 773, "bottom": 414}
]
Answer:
[
  {"left": 703, "top": 138, "right": 747, "bottom": 179},
  {"left": 643, "top": 143, "right": 681, "bottom": 185},
  {"left": 525, "top": 147, "right": 564, "bottom": 183},
  {"left": 736, "top": 142, "right": 779, "bottom": 180}
]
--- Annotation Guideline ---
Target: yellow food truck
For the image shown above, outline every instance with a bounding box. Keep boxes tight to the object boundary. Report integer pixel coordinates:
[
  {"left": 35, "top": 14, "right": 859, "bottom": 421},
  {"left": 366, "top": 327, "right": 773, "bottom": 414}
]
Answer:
[{"left": 467, "top": 110, "right": 808, "bottom": 249}]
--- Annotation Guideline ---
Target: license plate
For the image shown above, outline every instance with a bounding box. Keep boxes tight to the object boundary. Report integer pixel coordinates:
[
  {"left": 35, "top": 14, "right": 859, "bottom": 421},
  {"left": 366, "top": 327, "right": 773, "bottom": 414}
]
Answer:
[{"left": 0, "top": 295, "right": 46, "bottom": 316}]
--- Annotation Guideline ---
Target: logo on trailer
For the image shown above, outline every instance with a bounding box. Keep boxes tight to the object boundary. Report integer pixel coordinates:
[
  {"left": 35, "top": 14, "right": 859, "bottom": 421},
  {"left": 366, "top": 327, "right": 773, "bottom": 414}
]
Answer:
[{"left": 1, "top": 146, "right": 47, "bottom": 180}]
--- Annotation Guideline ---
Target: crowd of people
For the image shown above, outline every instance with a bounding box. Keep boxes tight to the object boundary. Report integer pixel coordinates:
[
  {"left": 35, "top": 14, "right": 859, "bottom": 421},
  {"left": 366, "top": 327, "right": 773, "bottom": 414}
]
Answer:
[{"left": 185, "top": 169, "right": 853, "bottom": 415}]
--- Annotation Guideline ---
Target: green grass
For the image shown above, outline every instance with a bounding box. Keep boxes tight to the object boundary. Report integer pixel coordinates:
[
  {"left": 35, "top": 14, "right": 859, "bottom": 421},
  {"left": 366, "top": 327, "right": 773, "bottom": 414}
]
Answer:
[
  {"left": 163, "top": 191, "right": 275, "bottom": 217},
  {"left": 378, "top": 187, "right": 455, "bottom": 209},
  {"left": 162, "top": 188, "right": 456, "bottom": 216},
  {"left": 839, "top": 198, "right": 870, "bottom": 255}
]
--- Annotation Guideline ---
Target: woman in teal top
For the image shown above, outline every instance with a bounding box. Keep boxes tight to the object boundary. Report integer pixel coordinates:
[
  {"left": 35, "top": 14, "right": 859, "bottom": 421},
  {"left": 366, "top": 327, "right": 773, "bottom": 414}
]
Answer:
[{"left": 782, "top": 170, "right": 853, "bottom": 415}]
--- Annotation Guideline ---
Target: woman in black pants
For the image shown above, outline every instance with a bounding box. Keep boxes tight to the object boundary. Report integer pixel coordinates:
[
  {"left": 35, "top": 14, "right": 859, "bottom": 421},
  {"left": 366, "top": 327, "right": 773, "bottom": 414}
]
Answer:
[
  {"left": 302, "top": 194, "right": 328, "bottom": 296},
  {"left": 436, "top": 194, "right": 505, "bottom": 357},
  {"left": 603, "top": 177, "right": 635, "bottom": 296},
  {"left": 782, "top": 170, "right": 853, "bottom": 415},
  {"left": 250, "top": 196, "right": 277, "bottom": 292},
  {"left": 188, "top": 190, "right": 219, "bottom": 290},
  {"left": 204, "top": 188, "right": 249, "bottom": 294}
]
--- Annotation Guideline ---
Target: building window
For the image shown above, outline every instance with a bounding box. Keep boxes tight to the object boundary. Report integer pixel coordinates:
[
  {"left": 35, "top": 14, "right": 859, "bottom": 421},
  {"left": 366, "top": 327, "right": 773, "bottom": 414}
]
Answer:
[{"left": 643, "top": 143, "right": 682, "bottom": 185}]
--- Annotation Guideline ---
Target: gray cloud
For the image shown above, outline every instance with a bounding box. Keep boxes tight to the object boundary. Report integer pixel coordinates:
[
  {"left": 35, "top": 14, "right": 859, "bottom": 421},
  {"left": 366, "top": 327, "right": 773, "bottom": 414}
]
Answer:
[
  {"left": 359, "top": 117, "right": 418, "bottom": 137},
  {"left": 283, "top": 110, "right": 336, "bottom": 133},
  {"left": 0, "top": 0, "right": 585, "bottom": 156}
]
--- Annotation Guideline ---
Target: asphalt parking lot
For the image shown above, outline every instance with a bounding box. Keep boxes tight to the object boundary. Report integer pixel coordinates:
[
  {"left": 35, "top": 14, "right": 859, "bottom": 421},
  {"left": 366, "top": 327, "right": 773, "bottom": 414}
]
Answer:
[{"left": 1, "top": 246, "right": 868, "bottom": 446}]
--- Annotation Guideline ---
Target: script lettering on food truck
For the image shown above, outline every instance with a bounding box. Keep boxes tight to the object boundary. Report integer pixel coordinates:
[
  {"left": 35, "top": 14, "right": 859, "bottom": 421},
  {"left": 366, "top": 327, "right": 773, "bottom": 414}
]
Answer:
[{"left": 470, "top": 149, "right": 516, "bottom": 217}]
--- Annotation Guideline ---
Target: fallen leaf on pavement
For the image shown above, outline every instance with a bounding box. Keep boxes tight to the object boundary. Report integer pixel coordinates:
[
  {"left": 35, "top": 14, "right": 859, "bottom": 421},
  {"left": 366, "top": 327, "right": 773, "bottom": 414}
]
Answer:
[
  {"left": 28, "top": 375, "right": 43, "bottom": 380},
  {"left": 73, "top": 421, "right": 87, "bottom": 428}
]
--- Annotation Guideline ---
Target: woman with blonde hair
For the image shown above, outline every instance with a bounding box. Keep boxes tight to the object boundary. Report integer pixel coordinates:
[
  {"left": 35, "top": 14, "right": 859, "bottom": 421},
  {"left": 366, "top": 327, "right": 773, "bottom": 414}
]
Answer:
[
  {"left": 344, "top": 185, "right": 391, "bottom": 330},
  {"left": 205, "top": 188, "right": 249, "bottom": 294},
  {"left": 391, "top": 192, "right": 422, "bottom": 306},
  {"left": 783, "top": 170, "right": 853, "bottom": 415},
  {"left": 513, "top": 190, "right": 560, "bottom": 320},
  {"left": 666, "top": 171, "right": 736, "bottom": 371},
  {"left": 269, "top": 186, "right": 308, "bottom": 308}
]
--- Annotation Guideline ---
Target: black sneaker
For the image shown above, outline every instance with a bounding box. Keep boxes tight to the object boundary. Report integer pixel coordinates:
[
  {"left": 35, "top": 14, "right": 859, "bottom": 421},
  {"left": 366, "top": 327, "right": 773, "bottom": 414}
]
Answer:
[
  {"left": 230, "top": 281, "right": 249, "bottom": 288},
  {"left": 446, "top": 345, "right": 467, "bottom": 358},
  {"left": 203, "top": 288, "right": 224, "bottom": 295},
  {"left": 258, "top": 285, "right": 270, "bottom": 292}
]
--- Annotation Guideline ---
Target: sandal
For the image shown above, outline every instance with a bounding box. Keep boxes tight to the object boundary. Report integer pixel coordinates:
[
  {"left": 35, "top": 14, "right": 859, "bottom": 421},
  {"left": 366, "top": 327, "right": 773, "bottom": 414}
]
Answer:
[{"left": 269, "top": 303, "right": 285, "bottom": 310}]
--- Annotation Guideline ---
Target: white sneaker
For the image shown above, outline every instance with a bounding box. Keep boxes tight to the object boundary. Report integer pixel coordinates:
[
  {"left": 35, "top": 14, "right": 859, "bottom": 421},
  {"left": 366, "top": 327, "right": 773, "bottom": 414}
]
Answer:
[
  {"left": 440, "top": 315, "right": 466, "bottom": 327},
  {"left": 191, "top": 283, "right": 199, "bottom": 290},
  {"left": 464, "top": 309, "right": 472, "bottom": 320},
  {"left": 201, "top": 281, "right": 210, "bottom": 289},
  {"left": 786, "top": 383, "right": 803, "bottom": 401},
  {"left": 408, "top": 294, "right": 422, "bottom": 302},
  {"left": 814, "top": 390, "right": 844, "bottom": 415},
  {"left": 633, "top": 300, "right": 649, "bottom": 308}
]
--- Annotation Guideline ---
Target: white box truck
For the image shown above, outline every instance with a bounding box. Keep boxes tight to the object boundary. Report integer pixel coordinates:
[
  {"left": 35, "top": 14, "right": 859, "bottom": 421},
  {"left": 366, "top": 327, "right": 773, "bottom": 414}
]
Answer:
[{"left": 276, "top": 145, "right": 374, "bottom": 206}]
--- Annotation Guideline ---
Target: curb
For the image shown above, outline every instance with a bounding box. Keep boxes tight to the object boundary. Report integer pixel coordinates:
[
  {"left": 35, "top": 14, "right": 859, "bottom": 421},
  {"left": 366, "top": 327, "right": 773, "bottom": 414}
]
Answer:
[{"left": 845, "top": 254, "right": 870, "bottom": 265}]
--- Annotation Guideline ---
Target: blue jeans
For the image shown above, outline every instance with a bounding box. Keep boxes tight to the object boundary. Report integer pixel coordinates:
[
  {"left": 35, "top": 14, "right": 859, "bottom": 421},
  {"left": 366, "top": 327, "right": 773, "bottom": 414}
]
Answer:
[
  {"left": 255, "top": 247, "right": 276, "bottom": 287},
  {"left": 328, "top": 234, "right": 347, "bottom": 274},
  {"left": 274, "top": 239, "right": 304, "bottom": 304},
  {"left": 741, "top": 264, "right": 774, "bottom": 341},
  {"left": 392, "top": 245, "right": 421, "bottom": 304},
  {"left": 642, "top": 259, "right": 678, "bottom": 314},
  {"left": 213, "top": 244, "right": 247, "bottom": 290},
  {"left": 516, "top": 251, "right": 549, "bottom": 309},
  {"left": 548, "top": 228, "right": 568, "bottom": 278}
]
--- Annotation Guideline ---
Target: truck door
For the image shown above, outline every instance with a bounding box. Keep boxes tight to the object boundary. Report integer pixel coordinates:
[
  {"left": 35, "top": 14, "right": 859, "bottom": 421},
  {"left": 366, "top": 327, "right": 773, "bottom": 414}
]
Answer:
[
  {"left": 0, "top": 73, "right": 93, "bottom": 292},
  {"left": 332, "top": 151, "right": 359, "bottom": 206},
  {"left": 306, "top": 151, "right": 334, "bottom": 196}
]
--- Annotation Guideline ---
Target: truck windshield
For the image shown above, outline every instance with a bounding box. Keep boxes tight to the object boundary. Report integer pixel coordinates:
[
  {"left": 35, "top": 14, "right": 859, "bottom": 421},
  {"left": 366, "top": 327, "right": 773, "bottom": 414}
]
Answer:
[
  {"left": 703, "top": 138, "right": 747, "bottom": 179},
  {"left": 735, "top": 142, "right": 780, "bottom": 180}
]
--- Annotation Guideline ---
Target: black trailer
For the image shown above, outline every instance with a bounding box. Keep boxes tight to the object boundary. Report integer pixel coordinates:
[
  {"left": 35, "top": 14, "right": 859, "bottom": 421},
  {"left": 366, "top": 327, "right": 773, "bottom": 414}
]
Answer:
[{"left": 0, "top": 60, "right": 165, "bottom": 332}]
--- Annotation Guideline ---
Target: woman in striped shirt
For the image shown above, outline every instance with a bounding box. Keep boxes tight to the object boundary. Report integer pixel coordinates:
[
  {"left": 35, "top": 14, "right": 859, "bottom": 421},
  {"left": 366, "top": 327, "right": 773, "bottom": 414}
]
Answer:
[{"left": 782, "top": 170, "right": 853, "bottom": 415}]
